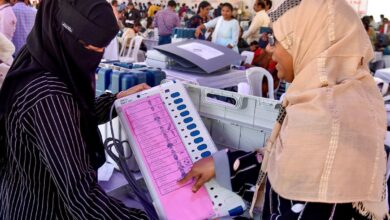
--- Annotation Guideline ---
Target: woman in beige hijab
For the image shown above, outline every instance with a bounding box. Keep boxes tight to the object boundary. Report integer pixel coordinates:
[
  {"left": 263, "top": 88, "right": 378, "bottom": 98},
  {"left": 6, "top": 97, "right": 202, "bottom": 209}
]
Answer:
[{"left": 179, "top": 0, "right": 388, "bottom": 219}]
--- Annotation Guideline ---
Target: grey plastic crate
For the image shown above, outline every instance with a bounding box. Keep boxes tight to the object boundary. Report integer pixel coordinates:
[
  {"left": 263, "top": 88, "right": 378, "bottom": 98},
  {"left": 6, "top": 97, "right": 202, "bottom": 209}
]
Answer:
[{"left": 184, "top": 84, "right": 280, "bottom": 152}]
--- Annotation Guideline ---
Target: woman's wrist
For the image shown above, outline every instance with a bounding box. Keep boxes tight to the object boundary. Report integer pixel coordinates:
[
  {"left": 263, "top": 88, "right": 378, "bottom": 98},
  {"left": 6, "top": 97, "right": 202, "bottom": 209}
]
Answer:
[{"left": 116, "top": 90, "right": 126, "bottom": 99}]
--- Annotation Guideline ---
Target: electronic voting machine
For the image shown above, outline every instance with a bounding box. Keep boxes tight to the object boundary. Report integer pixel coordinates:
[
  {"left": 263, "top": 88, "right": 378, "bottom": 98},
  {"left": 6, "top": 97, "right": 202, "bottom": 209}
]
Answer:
[{"left": 114, "top": 81, "right": 246, "bottom": 219}]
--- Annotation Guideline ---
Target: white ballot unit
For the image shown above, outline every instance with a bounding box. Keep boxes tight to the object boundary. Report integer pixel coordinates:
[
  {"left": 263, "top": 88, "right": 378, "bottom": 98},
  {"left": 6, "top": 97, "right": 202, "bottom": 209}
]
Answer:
[
  {"left": 108, "top": 81, "right": 280, "bottom": 219},
  {"left": 114, "top": 81, "right": 246, "bottom": 219}
]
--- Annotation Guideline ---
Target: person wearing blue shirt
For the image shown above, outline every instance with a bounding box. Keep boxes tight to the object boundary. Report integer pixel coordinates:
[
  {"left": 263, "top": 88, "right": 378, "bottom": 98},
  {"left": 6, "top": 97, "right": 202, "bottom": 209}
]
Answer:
[{"left": 12, "top": 0, "right": 36, "bottom": 55}]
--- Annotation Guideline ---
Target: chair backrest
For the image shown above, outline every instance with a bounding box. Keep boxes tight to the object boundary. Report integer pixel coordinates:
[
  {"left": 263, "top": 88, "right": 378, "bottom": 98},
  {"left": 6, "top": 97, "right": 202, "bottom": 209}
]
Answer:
[
  {"left": 374, "top": 76, "right": 389, "bottom": 96},
  {"left": 103, "top": 37, "right": 119, "bottom": 60},
  {"left": 119, "top": 35, "right": 132, "bottom": 57},
  {"left": 125, "top": 36, "right": 143, "bottom": 62},
  {"left": 246, "top": 67, "right": 275, "bottom": 99},
  {"left": 237, "top": 82, "right": 251, "bottom": 95},
  {"left": 241, "top": 51, "right": 255, "bottom": 65}
]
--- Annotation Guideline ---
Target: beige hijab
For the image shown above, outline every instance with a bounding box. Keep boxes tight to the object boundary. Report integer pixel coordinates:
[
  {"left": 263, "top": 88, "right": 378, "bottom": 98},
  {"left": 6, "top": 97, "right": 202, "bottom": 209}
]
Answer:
[{"left": 251, "top": 0, "right": 388, "bottom": 218}]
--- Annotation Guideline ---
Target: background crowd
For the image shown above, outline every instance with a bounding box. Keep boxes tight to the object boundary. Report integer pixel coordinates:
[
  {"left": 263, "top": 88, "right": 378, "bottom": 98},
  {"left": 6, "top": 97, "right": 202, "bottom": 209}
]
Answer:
[{"left": 0, "top": 0, "right": 389, "bottom": 93}]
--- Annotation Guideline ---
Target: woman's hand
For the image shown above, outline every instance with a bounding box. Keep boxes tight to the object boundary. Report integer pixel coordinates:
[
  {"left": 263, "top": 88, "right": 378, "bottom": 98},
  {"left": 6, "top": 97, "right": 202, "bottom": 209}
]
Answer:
[
  {"left": 195, "top": 25, "right": 204, "bottom": 38},
  {"left": 116, "top": 83, "right": 151, "bottom": 99},
  {"left": 195, "top": 28, "right": 202, "bottom": 38},
  {"left": 178, "top": 156, "right": 215, "bottom": 193}
]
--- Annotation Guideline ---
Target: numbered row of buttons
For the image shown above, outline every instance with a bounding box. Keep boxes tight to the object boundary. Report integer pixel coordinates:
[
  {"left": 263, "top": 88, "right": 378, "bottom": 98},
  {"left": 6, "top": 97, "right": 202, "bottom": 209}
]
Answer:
[{"left": 170, "top": 91, "right": 211, "bottom": 158}]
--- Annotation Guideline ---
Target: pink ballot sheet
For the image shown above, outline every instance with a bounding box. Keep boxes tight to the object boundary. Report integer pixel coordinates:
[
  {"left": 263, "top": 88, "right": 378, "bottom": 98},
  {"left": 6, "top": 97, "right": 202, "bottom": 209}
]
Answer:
[{"left": 122, "top": 94, "right": 215, "bottom": 219}]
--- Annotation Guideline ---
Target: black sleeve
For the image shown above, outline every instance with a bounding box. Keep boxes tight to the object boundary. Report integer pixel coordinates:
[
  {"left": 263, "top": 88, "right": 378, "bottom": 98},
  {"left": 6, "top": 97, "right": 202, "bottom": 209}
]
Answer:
[
  {"left": 28, "top": 94, "right": 148, "bottom": 220},
  {"left": 228, "top": 151, "right": 262, "bottom": 202},
  {"left": 95, "top": 92, "right": 117, "bottom": 125}
]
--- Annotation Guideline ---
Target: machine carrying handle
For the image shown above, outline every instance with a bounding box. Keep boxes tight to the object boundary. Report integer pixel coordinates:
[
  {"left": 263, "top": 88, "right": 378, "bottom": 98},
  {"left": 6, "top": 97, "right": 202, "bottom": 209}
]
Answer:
[{"left": 202, "top": 88, "right": 244, "bottom": 109}]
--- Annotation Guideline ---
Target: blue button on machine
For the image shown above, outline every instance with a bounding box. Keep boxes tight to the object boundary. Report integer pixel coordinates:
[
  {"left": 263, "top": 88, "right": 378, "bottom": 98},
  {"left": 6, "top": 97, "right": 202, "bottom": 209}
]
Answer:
[
  {"left": 171, "top": 92, "right": 180, "bottom": 98},
  {"left": 201, "top": 151, "right": 211, "bottom": 158},
  {"left": 194, "top": 137, "right": 203, "bottom": 143},
  {"left": 183, "top": 117, "right": 193, "bottom": 123},
  {"left": 174, "top": 98, "right": 183, "bottom": 104},
  {"left": 180, "top": 111, "right": 189, "bottom": 117},
  {"left": 190, "top": 130, "right": 200, "bottom": 136},
  {"left": 187, "top": 123, "right": 197, "bottom": 130},
  {"left": 177, "top": 104, "right": 186, "bottom": 111},
  {"left": 197, "top": 144, "right": 207, "bottom": 151},
  {"left": 228, "top": 206, "right": 244, "bottom": 216}
]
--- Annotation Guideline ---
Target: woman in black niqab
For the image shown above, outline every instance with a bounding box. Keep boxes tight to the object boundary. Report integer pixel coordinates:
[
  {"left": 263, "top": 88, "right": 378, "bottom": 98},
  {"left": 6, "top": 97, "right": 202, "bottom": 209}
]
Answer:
[
  {"left": 0, "top": 0, "right": 151, "bottom": 219},
  {"left": 0, "top": 0, "right": 118, "bottom": 168}
]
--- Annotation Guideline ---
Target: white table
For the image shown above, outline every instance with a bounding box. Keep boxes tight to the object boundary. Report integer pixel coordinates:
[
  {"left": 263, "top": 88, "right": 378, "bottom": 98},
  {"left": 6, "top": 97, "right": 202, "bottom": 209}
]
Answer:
[
  {"left": 164, "top": 68, "right": 247, "bottom": 89},
  {"left": 375, "top": 68, "right": 390, "bottom": 83}
]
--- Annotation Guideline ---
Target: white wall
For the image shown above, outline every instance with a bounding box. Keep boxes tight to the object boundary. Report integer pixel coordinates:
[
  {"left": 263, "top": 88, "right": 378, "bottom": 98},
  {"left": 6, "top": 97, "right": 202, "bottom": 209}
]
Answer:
[{"left": 367, "top": 0, "right": 390, "bottom": 21}]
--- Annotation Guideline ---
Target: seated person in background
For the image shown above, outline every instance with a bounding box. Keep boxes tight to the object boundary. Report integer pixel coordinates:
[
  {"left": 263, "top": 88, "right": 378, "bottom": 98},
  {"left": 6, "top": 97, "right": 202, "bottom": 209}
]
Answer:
[
  {"left": 245, "top": 36, "right": 277, "bottom": 74},
  {"left": 244, "top": 38, "right": 279, "bottom": 98},
  {"left": 187, "top": 1, "right": 211, "bottom": 29},
  {"left": 195, "top": 3, "right": 240, "bottom": 52},
  {"left": 248, "top": 40, "right": 261, "bottom": 64},
  {"left": 119, "top": 21, "right": 137, "bottom": 46},
  {"left": 119, "top": 22, "right": 147, "bottom": 52}
]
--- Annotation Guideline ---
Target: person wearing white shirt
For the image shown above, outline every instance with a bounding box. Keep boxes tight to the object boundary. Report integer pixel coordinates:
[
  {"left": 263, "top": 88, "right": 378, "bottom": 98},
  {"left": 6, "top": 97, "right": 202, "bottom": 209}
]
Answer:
[
  {"left": 0, "top": 32, "right": 14, "bottom": 88},
  {"left": 242, "top": 0, "right": 270, "bottom": 44},
  {"left": 195, "top": 3, "right": 240, "bottom": 53},
  {"left": 0, "top": 0, "right": 16, "bottom": 41}
]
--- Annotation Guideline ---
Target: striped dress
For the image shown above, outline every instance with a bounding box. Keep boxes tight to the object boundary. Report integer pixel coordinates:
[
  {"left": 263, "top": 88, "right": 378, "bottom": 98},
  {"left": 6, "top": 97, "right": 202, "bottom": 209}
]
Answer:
[
  {"left": 0, "top": 72, "right": 148, "bottom": 220},
  {"left": 215, "top": 150, "right": 381, "bottom": 219}
]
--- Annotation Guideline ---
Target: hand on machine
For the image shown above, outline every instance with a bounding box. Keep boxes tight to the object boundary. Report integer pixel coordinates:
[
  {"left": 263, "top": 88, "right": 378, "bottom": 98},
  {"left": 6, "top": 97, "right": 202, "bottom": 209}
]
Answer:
[
  {"left": 195, "top": 25, "right": 206, "bottom": 39},
  {"left": 178, "top": 156, "right": 215, "bottom": 193},
  {"left": 116, "top": 83, "right": 151, "bottom": 99},
  {"left": 178, "top": 148, "right": 265, "bottom": 193},
  {"left": 114, "top": 81, "right": 247, "bottom": 219}
]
